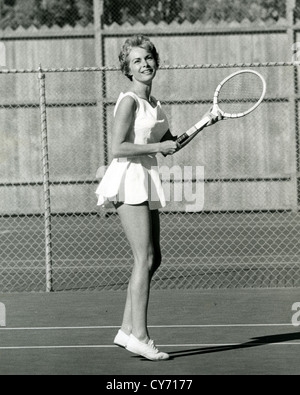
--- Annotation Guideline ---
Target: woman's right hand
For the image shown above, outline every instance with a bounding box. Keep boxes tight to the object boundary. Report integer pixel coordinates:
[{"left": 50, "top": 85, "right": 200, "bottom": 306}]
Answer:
[{"left": 159, "top": 140, "right": 178, "bottom": 156}]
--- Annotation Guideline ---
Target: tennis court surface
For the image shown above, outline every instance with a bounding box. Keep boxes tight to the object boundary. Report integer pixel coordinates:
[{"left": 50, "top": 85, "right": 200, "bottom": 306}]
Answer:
[{"left": 0, "top": 288, "right": 299, "bottom": 376}]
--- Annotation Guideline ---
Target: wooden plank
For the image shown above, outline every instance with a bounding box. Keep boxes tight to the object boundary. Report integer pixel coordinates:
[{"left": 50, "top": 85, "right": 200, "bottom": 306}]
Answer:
[{"left": 162, "top": 180, "right": 295, "bottom": 212}]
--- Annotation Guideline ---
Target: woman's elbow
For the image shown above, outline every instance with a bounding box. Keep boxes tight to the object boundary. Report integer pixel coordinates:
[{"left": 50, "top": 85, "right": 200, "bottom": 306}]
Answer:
[
  {"left": 111, "top": 142, "right": 119, "bottom": 158},
  {"left": 111, "top": 145, "right": 123, "bottom": 159},
  {"left": 111, "top": 148, "right": 118, "bottom": 158}
]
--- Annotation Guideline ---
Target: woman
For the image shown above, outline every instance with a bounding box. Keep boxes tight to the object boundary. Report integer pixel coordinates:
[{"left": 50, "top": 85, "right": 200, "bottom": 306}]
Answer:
[{"left": 96, "top": 35, "right": 217, "bottom": 361}]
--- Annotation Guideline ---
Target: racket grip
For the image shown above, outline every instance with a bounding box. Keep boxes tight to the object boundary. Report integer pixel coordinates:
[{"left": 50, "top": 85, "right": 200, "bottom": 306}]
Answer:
[
  {"left": 176, "top": 133, "right": 190, "bottom": 146},
  {"left": 175, "top": 116, "right": 211, "bottom": 151},
  {"left": 161, "top": 134, "right": 188, "bottom": 156},
  {"left": 176, "top": 115, "right": 211, "bottom": 149},
  {"left": 162, "top": 133, "right": 191, "bottom": 156}
]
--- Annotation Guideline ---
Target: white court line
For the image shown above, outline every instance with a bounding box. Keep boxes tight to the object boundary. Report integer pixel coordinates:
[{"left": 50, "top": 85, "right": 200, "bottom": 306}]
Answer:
[
  {"left": 0, "top": 342, "right": 300, "bottom": 351},
  {"left": 0, "top": 323, "right": 295, "bottom": 330},
  {"left": 0, "top": 345, "right": 116, "bottom": 350}
]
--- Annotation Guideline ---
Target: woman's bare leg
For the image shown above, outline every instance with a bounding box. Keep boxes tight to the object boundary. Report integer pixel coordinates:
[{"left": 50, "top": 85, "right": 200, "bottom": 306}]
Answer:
[{"left": 117, "top": 203, "right": 161, "bottom": 343}]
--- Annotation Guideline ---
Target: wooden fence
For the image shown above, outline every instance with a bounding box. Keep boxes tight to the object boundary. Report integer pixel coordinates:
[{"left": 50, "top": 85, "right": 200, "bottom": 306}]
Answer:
[{"left": 0, "top": 0, "right": 299, "bottom": 214}]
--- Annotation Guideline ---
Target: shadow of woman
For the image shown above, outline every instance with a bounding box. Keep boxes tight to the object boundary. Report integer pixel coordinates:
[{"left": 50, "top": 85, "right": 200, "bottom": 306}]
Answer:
[{"left": 166, "top": 331, "right": 300, "bottom": 360}]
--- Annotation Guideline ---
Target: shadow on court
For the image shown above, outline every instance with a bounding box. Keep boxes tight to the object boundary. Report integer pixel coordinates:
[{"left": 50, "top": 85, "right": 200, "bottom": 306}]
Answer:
[{"left": 166, "top": 331, "right": 300, "bottom": 360}]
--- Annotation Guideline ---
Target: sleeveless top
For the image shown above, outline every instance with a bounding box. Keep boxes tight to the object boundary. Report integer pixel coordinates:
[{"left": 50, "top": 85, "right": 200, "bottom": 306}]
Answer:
[{"left": 95, "top": 92, "right": 170, "bottom": 210}]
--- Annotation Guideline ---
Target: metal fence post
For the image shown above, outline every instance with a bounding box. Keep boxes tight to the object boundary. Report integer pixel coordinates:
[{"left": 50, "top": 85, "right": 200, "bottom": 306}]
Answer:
[
  {"left": 93, "top": 0, "right": 104, "bottom": 67},
  {"left": 287, "top": 0, "right": 298, "bottom": 212},
  {"left": 38, "top": 65, "right": 53, "bottom": 292},
  {"left": 93, "top": 0, "right": 108, "bottom": 173}
]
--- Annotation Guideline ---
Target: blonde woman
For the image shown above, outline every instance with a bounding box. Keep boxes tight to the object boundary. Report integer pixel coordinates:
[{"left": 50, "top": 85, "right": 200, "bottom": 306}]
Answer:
[{"left": 96, "top": 35, "right": 218, "bottom": 361}]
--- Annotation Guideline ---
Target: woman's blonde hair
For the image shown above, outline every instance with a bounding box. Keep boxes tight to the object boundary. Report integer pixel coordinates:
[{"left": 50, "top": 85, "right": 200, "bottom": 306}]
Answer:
[{"left": 119, "top": 35, "right": 160, "bottom": 80}]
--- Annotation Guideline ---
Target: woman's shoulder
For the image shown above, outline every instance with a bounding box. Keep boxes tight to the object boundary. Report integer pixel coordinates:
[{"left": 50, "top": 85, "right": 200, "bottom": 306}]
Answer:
[
  {"left": 120, "top": 91, "right": 140, "bottom": 102},
  {"left": 114, "top": 92, "right": 138, "bottom": 116}
]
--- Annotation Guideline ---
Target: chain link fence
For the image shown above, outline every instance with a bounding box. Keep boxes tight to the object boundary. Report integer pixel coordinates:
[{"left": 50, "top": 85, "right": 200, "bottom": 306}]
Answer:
[
  {"left": 0, "top": 63, "right": 299, "bottom": 292},
  {"left": 0, "top": 71, "right": 45, "bottom": 291},
  {"left": 0, "top": 0, "right": 298, "bottom": 292}
]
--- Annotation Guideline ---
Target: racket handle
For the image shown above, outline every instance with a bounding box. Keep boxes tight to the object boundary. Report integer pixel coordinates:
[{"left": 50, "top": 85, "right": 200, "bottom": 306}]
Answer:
[
  {"left": 176, "top": 115, "right": 211, "bottom": 148},
  {"left": 176, "top": 132, "right": 191, "bottom": 146}
]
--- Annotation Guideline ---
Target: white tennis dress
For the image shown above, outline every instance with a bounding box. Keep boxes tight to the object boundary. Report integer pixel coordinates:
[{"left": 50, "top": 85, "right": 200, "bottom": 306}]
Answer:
[{"left": 95, "top": 92, "right": 170, "bottom": 210}]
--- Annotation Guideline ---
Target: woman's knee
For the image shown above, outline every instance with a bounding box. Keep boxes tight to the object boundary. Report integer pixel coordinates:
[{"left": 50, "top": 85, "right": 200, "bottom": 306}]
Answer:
[{"left": 134, "top": 248, "right": 160, "bottom": 272}]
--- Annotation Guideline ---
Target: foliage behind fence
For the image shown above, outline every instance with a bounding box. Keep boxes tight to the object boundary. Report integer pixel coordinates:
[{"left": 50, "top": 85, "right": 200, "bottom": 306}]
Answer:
[{"left": 0, "top": 0, "right": 291, "bottom": 29}]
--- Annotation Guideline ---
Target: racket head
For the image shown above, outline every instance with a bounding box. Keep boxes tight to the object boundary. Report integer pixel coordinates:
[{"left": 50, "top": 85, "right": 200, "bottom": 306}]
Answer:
[{"left": 212, "top": 70, "right": 266, "bottom": 119}]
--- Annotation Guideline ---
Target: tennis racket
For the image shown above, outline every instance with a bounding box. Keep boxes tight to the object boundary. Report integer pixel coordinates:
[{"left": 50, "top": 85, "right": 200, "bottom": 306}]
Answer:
[{"left": 176, "top": 69, "right": 267, "bottom": 149}]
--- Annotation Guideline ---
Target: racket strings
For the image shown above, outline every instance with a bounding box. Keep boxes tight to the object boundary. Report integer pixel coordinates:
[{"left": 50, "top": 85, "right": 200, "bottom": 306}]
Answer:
[{"left": 217, "top": 73, "right": 264, "bottom": 115}]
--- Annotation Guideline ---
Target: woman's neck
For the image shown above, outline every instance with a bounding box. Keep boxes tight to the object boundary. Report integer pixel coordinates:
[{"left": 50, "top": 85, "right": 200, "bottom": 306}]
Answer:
[{"left": 132, "top": 82, "right": 152, "bottom": 101}]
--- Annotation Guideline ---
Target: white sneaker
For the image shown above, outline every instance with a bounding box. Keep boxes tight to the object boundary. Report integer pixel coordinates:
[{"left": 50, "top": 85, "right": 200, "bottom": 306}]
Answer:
[
  {"left": 126, "top": 334, "right": 169, "bottom": 361},
  {"left": 114, "top": 329, "right": 130, "bottom": 348}
]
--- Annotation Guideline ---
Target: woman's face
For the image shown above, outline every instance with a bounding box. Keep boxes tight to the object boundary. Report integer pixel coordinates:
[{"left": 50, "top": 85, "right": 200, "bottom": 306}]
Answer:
[{"left": 127, "top": 46, "right": 157, "bottom": 84}]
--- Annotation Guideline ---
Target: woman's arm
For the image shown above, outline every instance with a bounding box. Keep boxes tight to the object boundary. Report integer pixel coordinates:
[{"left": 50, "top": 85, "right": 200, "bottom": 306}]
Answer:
[{"left": 111, "top": 96, "right": 177, "bottom": 158}]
